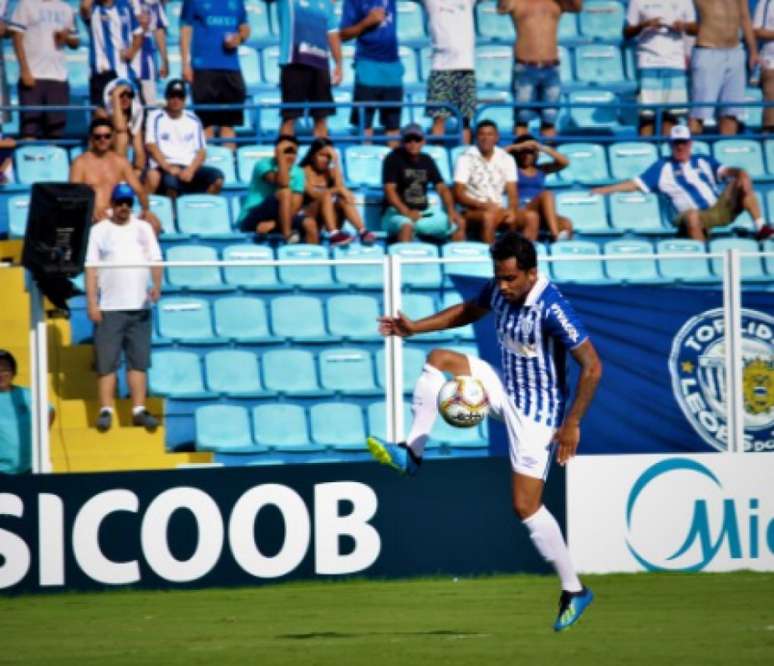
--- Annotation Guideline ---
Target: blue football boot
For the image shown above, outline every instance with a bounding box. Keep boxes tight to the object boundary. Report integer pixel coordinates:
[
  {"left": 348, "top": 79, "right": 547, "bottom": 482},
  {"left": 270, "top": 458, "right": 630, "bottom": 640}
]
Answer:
[
  {"left": 554, "top": 587, "right": 594, "bottom": 632},
  {"left": 366, "top": 437, "right": 420, "bottom": 477}
]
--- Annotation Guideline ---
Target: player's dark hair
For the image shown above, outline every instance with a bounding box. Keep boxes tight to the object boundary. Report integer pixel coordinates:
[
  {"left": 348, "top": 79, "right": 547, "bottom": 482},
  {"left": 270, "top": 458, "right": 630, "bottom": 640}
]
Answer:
[
  {"left": 475, "top": 119, "right": 498, "bottom": 134},
  {"left": 0, "top": 349, "right": 17, "bottom": 375},
  {"left": 89, "top": 117, "right": 113, "bottom": 135},
  {"left": 490, "top": 232, "right": 537, "bottom": 271},
  {"left": 274, "top": 134, "right": 299, "bottom": 146}
]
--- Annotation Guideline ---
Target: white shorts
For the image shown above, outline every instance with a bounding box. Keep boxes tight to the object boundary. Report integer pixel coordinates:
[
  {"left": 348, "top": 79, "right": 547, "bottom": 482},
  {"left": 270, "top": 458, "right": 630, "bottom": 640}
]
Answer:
[{"left": 467, "top": 355, "right": 556, "bottom": 480}]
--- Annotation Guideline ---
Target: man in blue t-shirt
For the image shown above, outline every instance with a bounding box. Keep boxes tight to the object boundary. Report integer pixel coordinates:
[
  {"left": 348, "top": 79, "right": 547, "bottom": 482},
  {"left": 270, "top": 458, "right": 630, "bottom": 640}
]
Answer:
[
  {"left": 340, "top": 0, "right": 403, "bottom": 142},
  {"left": 180, "top": 0, "right": 250, "bottom": 149}
]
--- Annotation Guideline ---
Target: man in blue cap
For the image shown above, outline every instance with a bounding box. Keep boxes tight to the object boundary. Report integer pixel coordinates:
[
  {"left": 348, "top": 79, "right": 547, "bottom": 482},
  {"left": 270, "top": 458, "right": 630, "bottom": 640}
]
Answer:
[{"left": 85, "top": 182, "right": 163, "bottom": 433}]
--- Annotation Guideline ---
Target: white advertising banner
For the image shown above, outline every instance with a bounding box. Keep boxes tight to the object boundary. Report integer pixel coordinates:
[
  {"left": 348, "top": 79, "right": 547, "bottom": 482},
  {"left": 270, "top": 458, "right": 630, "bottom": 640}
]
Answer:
[{"left": 567, "top": 453, "right": 774, "bottom": 573}]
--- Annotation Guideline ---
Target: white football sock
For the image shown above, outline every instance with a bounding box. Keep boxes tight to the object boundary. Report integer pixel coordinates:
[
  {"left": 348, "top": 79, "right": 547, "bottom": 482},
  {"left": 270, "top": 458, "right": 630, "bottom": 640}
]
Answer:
[
  {"left": 406, "top": 363, "right": 445, "bottom": 458},
  {"left": 523, "top": 505, "right": 583, "bottom": 593}
]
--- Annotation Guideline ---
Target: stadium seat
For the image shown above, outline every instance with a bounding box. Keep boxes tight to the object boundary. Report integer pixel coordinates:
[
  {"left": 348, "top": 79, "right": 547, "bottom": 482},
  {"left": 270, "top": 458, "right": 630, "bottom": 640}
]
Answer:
[
  {"left": 252, "top": 404, "right": 324, "bottom": 452},
  {"left": 764, "top": 139, "right": 774, "bottom": 176},
  {"left": 764, "top": 239, "right": 774, "bottom": 275},
  {"left": 157, "top": 297, "right": 218, "bottom": 344},
  {"left": 397, "top": 1, "right": 427, "bottom": 42},
  {"left": 376, "top": 345, "right": 427, "bottom": 394},
  {"left": 558, "top": 11, "right": 580, "bottom": 45},
  {"left": 475, "top": 45, "right": 513, "bottom": 88},
  {"left": 165, "top": 245, "right": 233, "bottom": 292},
  {"left": 366, "top": 401, "right": 415, "bottom": 445},
  {"left": 475, "top": 90, "right": 514, "bottom": 131},
  {"left": 262, "top": 349, "right": 333, "bottom": 397},
  {"left": 608, "top": 142, "right": 659, "bottom": 181},
  {"left": 270, "top": 294, "right": 335, "bottom": 343},
  {"left": 555, "top": 191, "right": 610, "bottom": 234},
  {"left": 712, "top": 139, "right": 766, "bottom": 180},
  {"left": 245, "top": 1, "right": 273, "bottom": 46},
  {"left": 388, "top": 242, "right": 443, "bottom": 289},
  {"left": 399, "top": 45, "right": 420, "bottom": 86},
  {"left": 344, "top": 145, "right": 391, "bottom": 188},
  {"left": 148, "top": 350, "right": 215, "bottom": 399},
  {"left": 205, "top": 145, "right": 238, "bottom": 187},
  {"left": 261, "top": 45, "right": 281, "bottom": 86},
  {"left": 422, "top": 145, "right": 451, "bottom": 183},
  {"left": 254, "top": 90, "right": 283, "bottom": 135},
  {"left": 340, "top": 44, "right": 357, "bottom": 87},
  {"left": 656, "top": 239, "right": 715, "bottom": 283},
  {"left": 319, "top": 347, "right": 381, "bottom": 396},
  {"left": 238, "top": 46, "right": 262, "bottom": 93},
  {"left": 557, "top": 143, "right": 610, "bottom": 185},
  {"left": 222, "top": 244, "right": 283, "bottom": 291},
  {"left": 550, "top": 240, "right": 608, "bottom": 283},
  {"left": 332, "top": 243, "right": 385, "bottom": 289},
  {"left": 738, "top": 87, "right": 763, "bottom": 130},
  {"left": 402, "top": 293, "right": 455, "bottom": 341},
  {"left": 608, "top": 192, "right": 666, "bottom": 234},
  {"left": 603, "top": 239, "right": 665, "bottom": 284},
  {"left": 204, "top": 349, "right": 270, "bottom": 398},
  {"left": 14, "top": 144, "right": 68, "bottom": 184},
  {"left": 327, "top": 90, "right": 353, "bottom": 135},
  {"left": 277, "top": 244, "right": 341, "bottom": 290},
  {"left": 475, "top": 1, "right": 515, "bottom": 41},
  {"left": 708, "top": 238, "right": 768, "bottom": 281},
  {"left": 7, "top": 195, "right": 29, "bottom": 238},
  {"left": 431, "top": 415, "right": 488, "bottom": 449},
  {"left": 441, "top": 292, "right": 475, "bottom": 340},
  {"left": 196, "top": 405, "right": 263, "bottom": 453},
  {"left": 327, "top": 294, "right": 382, "bottom": 342},
  {"left": 166, "top": 1, "right": 182, "bottom": 44},
  {"left": 64, "top": 48, "right": 90, "bottom": 96},
  {"left": 578, "top": 1, "right": 625, "bottom": 42},
  {"left": 237, "top": 144, "right": 274, "bottom": 184},
  {"left": 310, "top": 402, "right": 367, "bottom": 450},
  {"left": 213, "top": 296, "right": 276, "bottom": 343},
  {"left": 566, "top": 89, "right": 622, "bottom": 131},
  {"left": 574, "top": 44, "right": 630, "bottom": 87},
  {"left": 145, "top": 195, "right": 177, "bottom": 236},
  {"left": 662, "top": 140, "right": 711, "bottom": 157},
  {"left": 442, "top": 242, "right": 493, "bottom": 287},
  {"left": 176, "top": 195, "right": 237, "bottom": 238}
]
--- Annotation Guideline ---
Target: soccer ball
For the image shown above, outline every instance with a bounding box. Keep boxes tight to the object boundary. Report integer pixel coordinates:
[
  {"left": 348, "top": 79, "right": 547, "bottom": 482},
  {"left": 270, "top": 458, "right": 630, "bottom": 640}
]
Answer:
[{"left": 437, "top": 376, "right": 490, "bottom": 428}]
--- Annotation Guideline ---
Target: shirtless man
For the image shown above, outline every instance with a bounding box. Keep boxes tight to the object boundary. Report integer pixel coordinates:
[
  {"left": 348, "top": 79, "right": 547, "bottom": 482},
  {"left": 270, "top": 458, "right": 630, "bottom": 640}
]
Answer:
[
  {"left": 70, "top": 117, "right": 161, "bottom": 234},
  {"left": 498, "top": 0, "right": 582, "bottom": 137},
  {"left": 687, "top": 0, "right": 758, "bottom": 136}
]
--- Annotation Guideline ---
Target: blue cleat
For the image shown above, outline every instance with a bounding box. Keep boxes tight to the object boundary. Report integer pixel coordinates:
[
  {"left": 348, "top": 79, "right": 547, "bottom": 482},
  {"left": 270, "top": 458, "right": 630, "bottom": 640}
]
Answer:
[
  {"left": 554, "top": 587, "right": 594, "bottom": 632},
  {"left": 366, "top": 437, "right": 420, "bottom": 477}
]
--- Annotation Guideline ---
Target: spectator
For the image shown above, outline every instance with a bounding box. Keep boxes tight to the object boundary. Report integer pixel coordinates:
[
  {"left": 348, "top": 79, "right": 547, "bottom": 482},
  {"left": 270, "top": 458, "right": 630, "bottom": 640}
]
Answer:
[
  {"left": 0, "top": 349, "right": 54, "bottom": 475},
  {"left": 85, "top": 183, "right": 162, "bottom": 433},
  {"left": 506, "top": 134, "right": 572, "bottom": 241},
  {"left": 70, "top": 117, "right": 160, "bottom": 232},
  {"left": 453, "top": 120, "right": 537, "bottom": 244},
  {"left": 591, "top": 125, "right": 773, "bottom": 241},
  {"left": 382, "top": 123, "right": 463, "bottom": 242},
  {"left": 180, "top": 0, "right": 249, "bottom": 150},
  {"left": 237, "top": 134, "right": 305, "bottom": 242},
  {"left": 131, "top": 0, "right": 169, "bottom": 106},
  {"left": 9, "top": 0, "right": 79, "bottom": 141},
  {"left": 80, "top": 0, "right": 143, "bottom": 110},
  {"left": 687, "top": 0, "right": 758, "bottom": 136},
  {"left": 103, "top": 78, "right": 145, "bottom": 174},
  {"left": 144, "top": 78, "right": 224, "bottom": 198},
  {"left": 497, "top": 0, "right": 582, "bottom": 138},
  {"left": 340, "top": 0, "right": 402, "bottom": 143},
  {"left": 424, "top": 0, "right": 476, "bottom": 144},
  {"left": 272, "top": 0, "right": 343, "bottom": 138},
  {"left": 0, "top": 1, "right": 12, "bottom": 125},
  {"left": 753, "top": 0, "right": 774, "bottom": 133},
  {"left": 299, "top": 137, "right": 377, "bottom": 245},
  {"left": 624, "top": 0, "right": 695, "bottom": 137}
]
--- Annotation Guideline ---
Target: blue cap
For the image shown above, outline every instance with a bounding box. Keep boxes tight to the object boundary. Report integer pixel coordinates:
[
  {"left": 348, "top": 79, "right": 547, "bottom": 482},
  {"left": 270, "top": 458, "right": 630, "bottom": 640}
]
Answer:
[{"left": 111, "top": 182, "right": 135, "bottom": 203}]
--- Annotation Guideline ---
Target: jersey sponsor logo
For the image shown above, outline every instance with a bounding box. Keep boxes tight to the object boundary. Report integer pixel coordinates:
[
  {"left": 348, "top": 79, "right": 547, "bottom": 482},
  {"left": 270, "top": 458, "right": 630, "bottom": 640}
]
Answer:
[
  {"left": 668, "top": 308, "right": 773, "bottom": 452},
  {"left": 549, "top": 303, "right": 580, "bottom": 343}
]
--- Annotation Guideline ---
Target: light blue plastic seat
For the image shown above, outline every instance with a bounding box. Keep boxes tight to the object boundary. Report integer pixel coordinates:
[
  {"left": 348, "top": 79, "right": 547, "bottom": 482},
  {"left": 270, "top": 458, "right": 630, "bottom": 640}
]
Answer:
[
  {"left": 327, "top": 90, "right": 353, "bottom": 135},
  {"left": 557, "top": 143, "right": 610, "bottom": 185},
  {"left": 712, "top": 139, "right": 766, "bottom": 180},
  {"left": 574, "top": 44, "right": 629, "bottom": 89},
  {"left": 64, "top": 48, "right": 90, "bottom": 96},
  {"left": 157, "top": 297, "right": 218, "bottom": 343},
  {"left": 662, "top": 140, "right": 711, "bottom": 158},
  {"left": 764, "top": 239, "right": 774, "bottom": 275},
  {"left": 608, "top": 192, "right": 665, "bottom": 233},
  {"left": 656, "top": 239, "right": 715, "bottom": 283},
  {"left": 222, "top": 244, "right": 282, "bottom": 291},
  {"left": 196, "top": 405, "right": 262, "bottom": 453},
  {"left": 277, "top": 243, "right": 341, "bottom": 290},
  {"left": 422, "top": 145, "right": 451, "bottom": 182},
  {"left": 475, "top": 45, "right": 513, "bottom": 87},
  {"left": 764, "top": 139, "right": 774, "bottom": 176},
  {"left": 252, "top": 404, "right": 323, "bottom": 452},
  {"left": 608, "top": 142, "right": 659, "bottom": 180},
  {"left": 550, "top": 240, "right": 608, "bottom": 283},
  {"left": 237, "top": 45, "right": 261, "bottom": 93},
  {"left": 558, "top": 11, "right": 579, "bottom": 44},
  {"left": 388, "top": 242, "right": 443, "bottom": 289},
  {"left": 708, "top": 238, "right": 768, "bottom": 281},
  {"left": 376, "top": 345, "right": 426, "bottom": 394},
  {"left": 399, "top": 45, "right": 419, "bottom": 85},
  {"left": 261, "top": 45, "right": 281, "bottom": 85},
  {"left": 166, "top": 244, "right": 233, "bottom": 292},
  {"left": 555, "top": 191, "right": 610, "bottom": 234},
  {"left": 332, "top": 243, "right": 385, "bottom": 289},
  {"left": 204, "top": 349, "right": 270, "bottom": 397},
  {"left": 431, "top": 416, "right": 488, "bottom": 449},
  {"left": 262, "top": 349, "right": 333, "bottom": 397},
  {"left": 213, "top": 296, "right": 276, "bottom": 343},
  {"left": 397, "top": 1, "right": 426, "bottom": 42},
  {"left": 401, "top": 292, "right": 454, "bottom": 341},
  {"left": 475, "top": 90, "right": 514, "bottom": 131},
  {"left": 579, "top": 1, "right": 625, "bottom": 42},
  {"left": 270, "top": 294, "right": 335, "bottom": 343},
  {"left": 475, "top": 1, "right": 515, "bottom": 41},
  {"left": 205, "top": 145, "right": 237, "bottom": 187},
  {"left": 7, "top": 195, "right": 29, "bottom": 238},
  {"left": 603, "top": 239, "right": 665, "bottom": 284},
  {"left": 535, "top": 241, "right": 550, "bottom": 276},
  {"left": 559, "top": 45, "right": 574, "bottom": 85},
  {"left": 567, "top": 90, "right": 622, "bottom": 131},
  {"left": 15, "top": 145, "right": 68, "bottom": 184},
  {"left": 738, "top": 87, "right": 763, "bottom": 130},
  {"left": 166, "top": 1, "right": 182, "bottom": 44},
  {"left": 148, "top": 350, "right": 214, "bottom": 399},
  {"left": 310, "top": 402, "right": 367, "bottom": 450},
  {"left": 344, "top": 145, "right": 391, "bottom": 188},
  {"left": 366, "top": 401, "right": 414, "bottom": 444},
  {"left": 145, "top": 195, "right": 177, "bottom": 236},
  {"left": 441, "top": 292, "right": 475, "bottom": 340},
  {"left": 237, "top": 144, "right": 275, "bottom": 184},
  {"left": 319, "top": 347, "right": 380, "bottom": 396},
  {"left": 327, "top": 294, "right": 382, "bottom": 342},
  {"left": 245, "top": 1, "right": 273, "bottom": 45},
  {"left": 176, "top": 195, "right": 236, "bottom": 238},
  {"left": 442, "top": 241, "right": 493, "bottom": 287},
  {"left": 255, "top": 91, "right": 282, "bottom": 135}
]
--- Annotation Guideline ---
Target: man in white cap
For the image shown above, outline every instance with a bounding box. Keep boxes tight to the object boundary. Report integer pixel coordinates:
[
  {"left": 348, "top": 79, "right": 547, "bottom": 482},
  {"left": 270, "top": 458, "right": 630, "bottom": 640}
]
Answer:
[{"left": 592, "top": 125, "right": 773, "bottom": 241}]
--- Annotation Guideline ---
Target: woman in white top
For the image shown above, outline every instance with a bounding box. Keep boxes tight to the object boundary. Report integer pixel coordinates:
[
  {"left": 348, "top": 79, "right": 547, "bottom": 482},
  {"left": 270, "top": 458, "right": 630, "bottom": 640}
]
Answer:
[
  {"left": 754, "top": 0, "right": 774, "bottom": 132},
  {"left": 102, "top": 78, "right": 146, "bottom": 175}
]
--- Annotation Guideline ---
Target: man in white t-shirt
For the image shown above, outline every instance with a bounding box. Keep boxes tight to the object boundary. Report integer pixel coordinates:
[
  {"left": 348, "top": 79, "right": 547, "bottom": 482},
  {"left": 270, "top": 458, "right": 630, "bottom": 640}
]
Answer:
[
  {"left": 754, "top": 0, "right": 774, "bottom": 132},
  {"left": 624, "top": 0, "right": 695, "bottom": 136},
  {"left": 144, "top": 78, "right": 224, "bottom": 197},
  {"left": 453, "top": 120, "right": 537, "bottom": 243},
  {"left": 86, "top": 183, "right": 163, "bottom": 433},
  {"left": 9, "top": 0, "right": 80, "bottom": 140},
  {"left": 424, "top": 0, "right": 476, "bottom": 144}
]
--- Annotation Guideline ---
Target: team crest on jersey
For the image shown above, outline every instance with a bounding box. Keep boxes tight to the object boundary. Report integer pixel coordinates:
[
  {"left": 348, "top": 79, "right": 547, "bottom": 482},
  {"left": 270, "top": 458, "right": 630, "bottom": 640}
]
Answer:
[{"left": 668, "top": 308, "right": 773, "bottom": 452}]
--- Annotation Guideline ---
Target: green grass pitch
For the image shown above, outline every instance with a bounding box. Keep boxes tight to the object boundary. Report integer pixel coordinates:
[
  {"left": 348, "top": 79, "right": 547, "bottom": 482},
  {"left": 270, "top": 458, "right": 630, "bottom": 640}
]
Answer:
[{"left": 1, "top": 572, "right": 773, "bottom": 665}]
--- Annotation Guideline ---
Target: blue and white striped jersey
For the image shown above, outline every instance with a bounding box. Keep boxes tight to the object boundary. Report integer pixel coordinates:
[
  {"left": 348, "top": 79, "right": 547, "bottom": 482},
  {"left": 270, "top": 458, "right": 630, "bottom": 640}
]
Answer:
[
  {"left": 131, "top": 0, "right": 168, "bottom": 81},
  {"left": 476, "top": 274, "right": 589, "bottom": 427},
  {"left": 634, "top": 155, "right": 727, "bottom": 214},
  {"left": 85, "top": 0, "right": 142, "bottom": 78}
]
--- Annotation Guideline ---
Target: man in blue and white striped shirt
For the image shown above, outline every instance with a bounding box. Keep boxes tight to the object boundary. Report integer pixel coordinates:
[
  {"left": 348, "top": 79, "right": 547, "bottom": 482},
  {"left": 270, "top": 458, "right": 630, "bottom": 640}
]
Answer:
[
  {"left": 593, "top": 125, "right": 774, "bottom": 241},
  {"left": 131, "top": 0, "right": 169, "bottom": 105},
  {"left": 368, "top": 232, "right": 602, "bottom": 632}
]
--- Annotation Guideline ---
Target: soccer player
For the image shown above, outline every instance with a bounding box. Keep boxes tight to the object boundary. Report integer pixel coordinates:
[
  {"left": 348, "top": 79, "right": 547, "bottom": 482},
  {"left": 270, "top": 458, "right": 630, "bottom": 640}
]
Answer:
[{"left": 367, "top": 232, "right": 602, "bottom": 632}]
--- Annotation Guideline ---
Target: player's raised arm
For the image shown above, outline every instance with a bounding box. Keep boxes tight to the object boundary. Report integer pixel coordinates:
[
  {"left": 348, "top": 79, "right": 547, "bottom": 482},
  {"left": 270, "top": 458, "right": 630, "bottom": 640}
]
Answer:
[{"left": 378, "top": 300, "right": 489, "bottom": 337}]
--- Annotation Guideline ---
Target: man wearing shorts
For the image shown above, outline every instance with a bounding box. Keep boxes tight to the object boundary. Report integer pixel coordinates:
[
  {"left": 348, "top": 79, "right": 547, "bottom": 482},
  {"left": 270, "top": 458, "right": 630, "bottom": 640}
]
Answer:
[
  {"left": 592, "top": 125, "right": 774, "bottom": 241},
  {"left": 180, "top": 0, "right": 249, "bottom": 150},
  {"left": 424, "top": 0, "right": 476, "bottom": 144},
  {"left": 274, "top": 0, "right": 343, "bottom": 138},
  {"left": 85, "top": 183, "right": 163, "bottom": 433},
  {"left": 367, "top": 231, "right": 602, "bottom": 632},
  {"left": 498, "top": 0, "right": 582, "bottom": 137}
]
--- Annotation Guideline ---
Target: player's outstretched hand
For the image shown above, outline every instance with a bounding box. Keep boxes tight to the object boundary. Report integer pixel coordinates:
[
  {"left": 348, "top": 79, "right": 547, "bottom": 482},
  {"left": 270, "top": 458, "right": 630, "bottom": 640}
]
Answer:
[
  {"left": 554, "top": 420, "right": 580, "bottom": 466},
  {"left": 377, "top": 311, "right": 415, "bottom": 337}
]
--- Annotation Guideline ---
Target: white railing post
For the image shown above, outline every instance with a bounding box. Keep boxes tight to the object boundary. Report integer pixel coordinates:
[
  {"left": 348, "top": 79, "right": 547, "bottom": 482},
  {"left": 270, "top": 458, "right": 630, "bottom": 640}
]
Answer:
[
  {"left": 28, "top": 280, "right": 51, "bottom": 473},
  {"left": 722, "top": 248, "right": 744, "bottom": 454}
]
